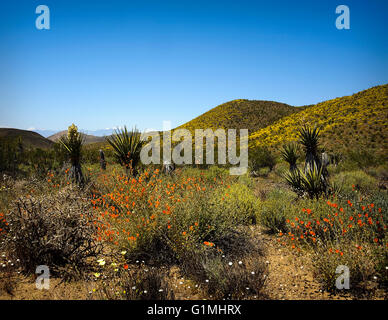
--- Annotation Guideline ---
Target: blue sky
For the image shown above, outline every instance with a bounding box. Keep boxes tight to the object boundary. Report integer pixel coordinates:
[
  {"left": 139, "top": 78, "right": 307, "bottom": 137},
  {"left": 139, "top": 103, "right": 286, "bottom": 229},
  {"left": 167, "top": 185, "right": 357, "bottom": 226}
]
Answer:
[{"left": 0, "top": 0, "right": 387, "bottom": 132}]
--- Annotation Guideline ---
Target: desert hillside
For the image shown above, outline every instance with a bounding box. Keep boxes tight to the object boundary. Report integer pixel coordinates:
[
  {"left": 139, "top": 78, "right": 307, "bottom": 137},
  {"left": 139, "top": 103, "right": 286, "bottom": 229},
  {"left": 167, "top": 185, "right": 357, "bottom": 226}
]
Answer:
[
  {"left": 249, "top": 84, "right": 388, "bottom": 155},
  {"left": 0, "top": 128, "right": 54, "bottom": 149},
  {"left": 176, "top": 100, "right": 305, "bottom": 133}
]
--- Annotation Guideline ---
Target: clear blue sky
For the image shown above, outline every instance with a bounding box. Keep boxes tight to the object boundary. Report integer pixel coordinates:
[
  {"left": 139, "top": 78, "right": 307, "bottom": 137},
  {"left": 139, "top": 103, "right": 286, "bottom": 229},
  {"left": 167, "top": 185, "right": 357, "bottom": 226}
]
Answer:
[{"left": 0, "top": 0, "right": 387, "bottom": 132}]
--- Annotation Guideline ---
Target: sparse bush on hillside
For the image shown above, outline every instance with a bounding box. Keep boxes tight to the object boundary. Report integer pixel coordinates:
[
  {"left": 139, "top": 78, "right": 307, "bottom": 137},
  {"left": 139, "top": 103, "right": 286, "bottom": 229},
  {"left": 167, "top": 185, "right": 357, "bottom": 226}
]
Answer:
[
  {"left": 346, "top": 149, "right": 386, "bottom": 169},
  {"left": 178, "top": 99, "right": 299, "bottom": 134},
  {"left": 366, "top": 164, "right": 388, "bottom": 182},
  {"left": 0, "top": 137, "right": 22, "bottom": 174}
]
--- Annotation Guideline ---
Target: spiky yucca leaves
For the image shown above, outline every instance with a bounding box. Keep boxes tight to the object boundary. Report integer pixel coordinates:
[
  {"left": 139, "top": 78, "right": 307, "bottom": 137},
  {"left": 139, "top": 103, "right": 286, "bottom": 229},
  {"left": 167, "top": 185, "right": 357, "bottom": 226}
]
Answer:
[
  {"left": 283, "top": 169, "right": 304, "bottom": 197},
  {"left": 59, "top": 124, "right": 85, "bottom": 184},
  {"left": 298, "top": 125, "right": 321, "bottom": 171},
  {"left": 281, "top": 143, "right": 299, "bottom": 171},
  {"left": 106, "top": 126, "right": 143, "bottom": 176},
  {"left": 299, "top": 163, "right": 325, "bottom": 200},
  {"left": 284, "top": 163, "right": 327, "bottom": 200}
]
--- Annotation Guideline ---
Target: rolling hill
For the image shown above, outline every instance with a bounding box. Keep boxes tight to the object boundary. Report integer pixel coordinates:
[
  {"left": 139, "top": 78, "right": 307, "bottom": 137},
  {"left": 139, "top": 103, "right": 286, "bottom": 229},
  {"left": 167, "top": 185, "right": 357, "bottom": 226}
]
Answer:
[
  {"left": 0, "top": 128, "right": 54, "bottom": 149},
  {"left": 249, "top": 84, "right": 388, "bottom": 155},
  {"left": 48, "top": 131, "right": 106, "bottom": 144},
  {"left": 176, "top": 99, "right": 306, "bottom": 133}
]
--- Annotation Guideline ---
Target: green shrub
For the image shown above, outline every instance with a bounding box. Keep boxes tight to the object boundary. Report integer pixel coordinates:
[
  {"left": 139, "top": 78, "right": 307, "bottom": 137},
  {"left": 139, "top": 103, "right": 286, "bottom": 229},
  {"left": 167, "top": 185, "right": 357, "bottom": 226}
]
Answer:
[
  {"left": 203, "top": 166, "right": 230, "bottom": 181},
  {"left": 366, "top": 165, "right": 388, "bottom": 181},
  {"left": 237, "top": 173, "right": 254, "bottom": 188},
  {"left": 211, "top": 183, "right": 260, "bottom": 225},
  {"left": 249, "top": 146, "right": 276, "bottom": 176},
  {"left": 257, "top": 188, "right": 297, "bottom": 234},
  {"left": 331, "top": 170, "right": 378, "bottom": 195},
  {"left": 313, "top": 242, "right": 386, "bottom": 292},
  {"left": 345, "top": 149, "right": 385, "bottom": 169},
  {"left": 259, "top": 200, "right": 289, "bottom": 234}
]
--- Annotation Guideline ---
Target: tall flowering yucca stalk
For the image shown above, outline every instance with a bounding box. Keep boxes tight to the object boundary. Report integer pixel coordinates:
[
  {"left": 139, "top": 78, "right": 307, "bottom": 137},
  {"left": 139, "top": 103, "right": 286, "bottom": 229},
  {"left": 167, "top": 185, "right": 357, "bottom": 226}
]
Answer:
[{"left": 59, "top": 123, "right": 85, "bottom": 184}]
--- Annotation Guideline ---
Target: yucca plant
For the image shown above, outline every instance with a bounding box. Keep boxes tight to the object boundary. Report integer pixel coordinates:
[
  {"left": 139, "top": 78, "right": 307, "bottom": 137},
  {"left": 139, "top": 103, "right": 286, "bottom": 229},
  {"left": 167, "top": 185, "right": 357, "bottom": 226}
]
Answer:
[
  {"left": 284, "top": 162, "right": 328, "bottom": 200},
  {"left": 106, "top": 126, "right": 143, "bottom": 176},
  {"left": 299, "top": 162, "right": 325, "bottom": 200},
  {"left": 281, "top": 143, "right": 299, "bottom": 171},
  {"left": 283, "top": 168, "right": 304, "bottom": 197},
  {"left": 298, "top": 125, "right": 321, "bottom": 171},
  {"left": 59, "top": 123, "right": 85, "bottom": 184}
]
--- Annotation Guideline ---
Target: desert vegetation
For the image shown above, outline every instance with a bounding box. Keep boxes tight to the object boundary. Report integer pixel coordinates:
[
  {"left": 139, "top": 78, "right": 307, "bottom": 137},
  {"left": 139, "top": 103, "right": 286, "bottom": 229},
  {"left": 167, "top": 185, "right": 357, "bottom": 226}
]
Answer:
[{"left": 0, "top": 85, "right": 387, "bottom": 300}]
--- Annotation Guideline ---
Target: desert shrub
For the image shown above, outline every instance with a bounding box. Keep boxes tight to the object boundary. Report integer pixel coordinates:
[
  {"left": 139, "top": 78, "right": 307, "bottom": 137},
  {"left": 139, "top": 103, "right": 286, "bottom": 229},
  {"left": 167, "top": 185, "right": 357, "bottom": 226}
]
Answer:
[
  {"left": 313, "top": 242, "right": 386, "bottom": 292},
  {"left": 0, "top": 137, "right": 22, "bottom": 174},
  {"left": 92, "top": 169, "right": 241, "bottom": 264},
  {"left": 279, "top": 193, "right": 387, "bottom": 292},
  {"left": 331, "top": 170, "right": 378, "bottom": 196},
  {"left": 366, "top": 165, "right": 388, "bottom": 181},
  {"left": 0, "top": 257, "right": 16, "bottom": 296},
  {"left": 95, "top": 263, "right": 174, "bottom": 300},
  {"left": 345, "top": 149, "right": 385, "bottom": 169},
  {"left": 273, "top": 161, "right": 289, "bottom": 177},
  {"left": 258, "top": 190, "right": 295, "bottom": 234},
  {"left": 203, "top": 255, "right": 266, "bottom": 299},
  {"left": 210, "top": 183, "right": 260, "bottom": 225},
  {"left": 4, "top": 188, "right": 101, "bottom": 278},
  {"left": 179, "top": 236, "right": 266, "bottom": 299},
  {"left": 203, "top": 166, "right": 230, "bottom": 181},
  {"left": 249, "top": 146, "right": 276, "bottom": 176},
  {"left": 237, "top": 172, "right": 254, "bottom": 188}
]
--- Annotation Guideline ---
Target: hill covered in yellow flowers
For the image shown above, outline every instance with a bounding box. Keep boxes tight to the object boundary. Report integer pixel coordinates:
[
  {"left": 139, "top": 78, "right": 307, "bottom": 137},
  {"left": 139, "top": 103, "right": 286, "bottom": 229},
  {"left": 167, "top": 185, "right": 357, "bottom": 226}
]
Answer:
[
  {"left": 176, "top": 100, "right": 305, "bottom": 133},
  {"left": 249, "top": 84, "right": 388, "bottom": 155}
]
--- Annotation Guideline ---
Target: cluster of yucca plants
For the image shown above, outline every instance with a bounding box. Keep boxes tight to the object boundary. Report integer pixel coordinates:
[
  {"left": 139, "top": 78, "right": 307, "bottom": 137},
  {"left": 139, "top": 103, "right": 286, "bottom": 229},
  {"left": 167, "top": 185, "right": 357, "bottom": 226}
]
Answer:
[
  {"left": 105, "top": 126, "right": 144, "bottom": 176},
  {"left": 282, "top": 125, "right": 328, "bottom": 199}
]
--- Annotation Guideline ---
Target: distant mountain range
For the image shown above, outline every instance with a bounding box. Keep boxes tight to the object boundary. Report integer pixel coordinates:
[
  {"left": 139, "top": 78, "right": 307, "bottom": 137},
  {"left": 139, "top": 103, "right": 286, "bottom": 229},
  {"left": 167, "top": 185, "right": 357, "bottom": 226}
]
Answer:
[{"left": 34, "top": 129, "right": 115, "bottom": 138}]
